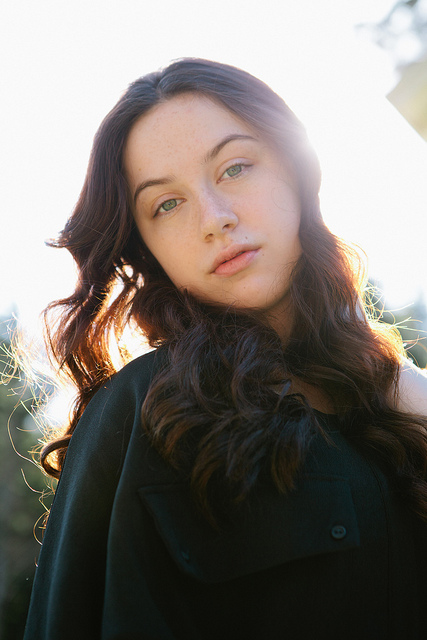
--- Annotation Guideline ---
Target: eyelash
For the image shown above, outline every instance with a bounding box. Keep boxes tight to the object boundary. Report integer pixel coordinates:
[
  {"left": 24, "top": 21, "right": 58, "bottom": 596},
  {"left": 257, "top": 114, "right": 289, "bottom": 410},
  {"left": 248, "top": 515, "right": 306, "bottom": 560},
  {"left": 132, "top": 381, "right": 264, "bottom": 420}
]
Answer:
[{"left": 154, "top": 163, "right": 252, "bottom": 216}]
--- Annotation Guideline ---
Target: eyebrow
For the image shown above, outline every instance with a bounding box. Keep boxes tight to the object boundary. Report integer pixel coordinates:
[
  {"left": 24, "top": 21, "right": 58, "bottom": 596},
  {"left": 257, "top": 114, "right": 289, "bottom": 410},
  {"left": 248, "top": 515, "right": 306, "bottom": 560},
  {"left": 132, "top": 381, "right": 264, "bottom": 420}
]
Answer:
[
  {"left": 202, "top": 133, "right": 257, "bottom": 164},
  {"left": 133, "top": 133, "right": 257, "bottom": 206},
  {"left": 133, "top": 177, "right": 176, "bottom": 206}
]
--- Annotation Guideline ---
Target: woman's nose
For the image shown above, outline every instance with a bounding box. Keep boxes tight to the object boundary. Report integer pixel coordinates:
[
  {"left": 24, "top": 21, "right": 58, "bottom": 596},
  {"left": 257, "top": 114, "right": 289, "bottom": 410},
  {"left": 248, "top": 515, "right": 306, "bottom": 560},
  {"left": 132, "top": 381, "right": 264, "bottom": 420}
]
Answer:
[{"left": 199, "top": 191, "right": 238, "bottom": 240}]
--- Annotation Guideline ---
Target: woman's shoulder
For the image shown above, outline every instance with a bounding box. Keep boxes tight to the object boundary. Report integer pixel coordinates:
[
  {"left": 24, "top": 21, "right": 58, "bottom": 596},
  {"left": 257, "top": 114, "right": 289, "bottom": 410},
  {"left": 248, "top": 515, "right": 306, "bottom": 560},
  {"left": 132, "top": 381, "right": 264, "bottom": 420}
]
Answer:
[
  {"left": 105, "top": 345, "right": 164, "bottom": 394},
  {"left": 395, "top": 358, "right": 427, "bottom": 416},
  {"left": 85, "top": 346, "right": 164, "bottom": 412},
  {"left": 65, "top": 347, "right": 165, "bottom": 466}
]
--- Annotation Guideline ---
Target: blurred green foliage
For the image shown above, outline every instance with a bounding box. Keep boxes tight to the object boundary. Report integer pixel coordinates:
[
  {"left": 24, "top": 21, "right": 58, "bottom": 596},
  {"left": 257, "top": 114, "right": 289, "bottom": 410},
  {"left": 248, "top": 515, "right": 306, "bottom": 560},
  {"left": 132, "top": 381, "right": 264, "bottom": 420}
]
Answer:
[
  {"left": 0, "top": 320, "right": 54, "bottom": 640},
  {"left": 367, "top": 282, "right": 427, "bottom": 368}
]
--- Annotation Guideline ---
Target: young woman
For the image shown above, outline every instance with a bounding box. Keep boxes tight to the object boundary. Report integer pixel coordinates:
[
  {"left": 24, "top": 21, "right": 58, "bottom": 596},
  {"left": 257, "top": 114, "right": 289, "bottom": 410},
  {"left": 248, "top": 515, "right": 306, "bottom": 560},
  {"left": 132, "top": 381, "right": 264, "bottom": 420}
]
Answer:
[{"left": 24, "top": 59, "right": 427, "bottom": 640}]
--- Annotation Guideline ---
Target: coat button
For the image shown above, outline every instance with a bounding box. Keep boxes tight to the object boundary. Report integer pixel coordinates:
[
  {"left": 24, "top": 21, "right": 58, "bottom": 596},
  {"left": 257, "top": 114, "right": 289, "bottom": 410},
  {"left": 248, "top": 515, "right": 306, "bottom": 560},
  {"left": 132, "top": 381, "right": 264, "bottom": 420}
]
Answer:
[{"left": 330, "top": 525, "right": 347, "bottom": 540}]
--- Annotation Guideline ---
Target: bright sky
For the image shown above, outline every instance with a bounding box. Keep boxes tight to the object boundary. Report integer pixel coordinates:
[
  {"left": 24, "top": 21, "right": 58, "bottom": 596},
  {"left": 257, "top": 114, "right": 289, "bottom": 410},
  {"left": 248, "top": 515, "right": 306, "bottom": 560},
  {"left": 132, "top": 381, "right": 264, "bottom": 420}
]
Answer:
[{"left": 1, "top": 0, "right": 427, "bottom": 341}]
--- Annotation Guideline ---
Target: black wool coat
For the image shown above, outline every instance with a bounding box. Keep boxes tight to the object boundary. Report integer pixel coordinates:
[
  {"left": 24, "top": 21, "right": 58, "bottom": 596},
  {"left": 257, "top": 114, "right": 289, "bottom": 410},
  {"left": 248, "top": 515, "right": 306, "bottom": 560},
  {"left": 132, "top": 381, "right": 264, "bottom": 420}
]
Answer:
[{"left": 24, "top": 348, "right": 427, "bottom": 639}]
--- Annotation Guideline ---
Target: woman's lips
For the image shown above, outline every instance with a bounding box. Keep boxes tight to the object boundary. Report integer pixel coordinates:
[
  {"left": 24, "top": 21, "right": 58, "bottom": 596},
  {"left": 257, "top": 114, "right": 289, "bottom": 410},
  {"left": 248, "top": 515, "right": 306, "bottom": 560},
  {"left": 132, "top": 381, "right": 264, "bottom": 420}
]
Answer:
[{"left": 213, "top": 249, "right": 259, "bottom": 276}]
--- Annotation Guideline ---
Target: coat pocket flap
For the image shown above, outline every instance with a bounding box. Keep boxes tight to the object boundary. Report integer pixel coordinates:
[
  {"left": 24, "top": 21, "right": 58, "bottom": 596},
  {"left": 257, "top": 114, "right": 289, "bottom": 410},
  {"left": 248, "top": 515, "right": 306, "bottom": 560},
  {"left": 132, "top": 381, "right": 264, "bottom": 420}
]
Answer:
[{"left": 138, "top": 475, "right": 360, "bottom": 584}]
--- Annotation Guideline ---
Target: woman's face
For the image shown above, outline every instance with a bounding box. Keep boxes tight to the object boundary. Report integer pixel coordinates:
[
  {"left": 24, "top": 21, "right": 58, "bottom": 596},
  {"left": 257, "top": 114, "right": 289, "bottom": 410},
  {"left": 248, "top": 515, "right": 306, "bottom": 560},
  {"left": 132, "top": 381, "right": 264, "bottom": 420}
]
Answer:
[{"left": 125, "top": 93, "right": 301, "bottom": 322}]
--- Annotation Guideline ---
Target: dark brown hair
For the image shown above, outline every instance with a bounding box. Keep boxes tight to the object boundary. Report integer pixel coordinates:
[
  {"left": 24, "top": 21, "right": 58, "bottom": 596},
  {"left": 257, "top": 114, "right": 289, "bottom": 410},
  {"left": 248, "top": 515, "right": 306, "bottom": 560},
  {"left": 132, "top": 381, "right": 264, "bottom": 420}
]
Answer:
[{"left": 41, "top": 58, "right": 427, "bottom": 524}]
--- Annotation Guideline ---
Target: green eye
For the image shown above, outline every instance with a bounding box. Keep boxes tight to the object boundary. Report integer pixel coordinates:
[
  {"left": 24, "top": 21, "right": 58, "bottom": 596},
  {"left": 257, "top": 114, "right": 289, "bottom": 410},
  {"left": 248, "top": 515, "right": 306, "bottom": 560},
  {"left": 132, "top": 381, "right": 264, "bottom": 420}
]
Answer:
[
  {"left": 158, "top": 198, "right": 178, "bottom": 213},
  {"left": 225, "top": 164, "right": 242, "bottom": 178}
]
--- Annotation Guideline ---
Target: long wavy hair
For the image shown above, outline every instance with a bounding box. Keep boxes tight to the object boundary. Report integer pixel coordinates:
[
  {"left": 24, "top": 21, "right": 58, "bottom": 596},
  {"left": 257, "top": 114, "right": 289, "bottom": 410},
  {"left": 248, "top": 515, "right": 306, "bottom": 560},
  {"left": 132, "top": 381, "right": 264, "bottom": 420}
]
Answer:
[{"left": 41, "top": 58, "right": 427, "bottom": 525}]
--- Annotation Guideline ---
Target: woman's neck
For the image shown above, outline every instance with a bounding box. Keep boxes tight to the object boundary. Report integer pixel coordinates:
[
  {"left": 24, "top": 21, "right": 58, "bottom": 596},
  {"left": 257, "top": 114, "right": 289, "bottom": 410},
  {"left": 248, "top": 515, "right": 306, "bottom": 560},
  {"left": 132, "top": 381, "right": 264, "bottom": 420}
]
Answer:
[{"left": 290, "top": 377, "right": 335, "bottom": 414}]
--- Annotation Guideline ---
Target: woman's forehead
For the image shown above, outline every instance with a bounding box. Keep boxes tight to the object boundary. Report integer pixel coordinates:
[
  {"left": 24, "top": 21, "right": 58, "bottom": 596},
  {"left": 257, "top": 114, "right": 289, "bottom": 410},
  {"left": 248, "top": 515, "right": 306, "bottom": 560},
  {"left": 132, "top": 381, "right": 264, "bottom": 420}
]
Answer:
[
  {"left": 124, "top": 94, "right": 261, "bottom": 178},
  {"left": 130, "top": 94, "right": 254, "bottom": 145}
]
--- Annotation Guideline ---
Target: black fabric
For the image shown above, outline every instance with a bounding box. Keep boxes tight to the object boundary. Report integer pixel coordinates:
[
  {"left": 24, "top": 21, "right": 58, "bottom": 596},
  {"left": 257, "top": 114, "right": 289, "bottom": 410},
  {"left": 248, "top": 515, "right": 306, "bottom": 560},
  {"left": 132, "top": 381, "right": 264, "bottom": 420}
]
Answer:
[{"left": 24, "top": 348, "right": 427, "bottom": 639}]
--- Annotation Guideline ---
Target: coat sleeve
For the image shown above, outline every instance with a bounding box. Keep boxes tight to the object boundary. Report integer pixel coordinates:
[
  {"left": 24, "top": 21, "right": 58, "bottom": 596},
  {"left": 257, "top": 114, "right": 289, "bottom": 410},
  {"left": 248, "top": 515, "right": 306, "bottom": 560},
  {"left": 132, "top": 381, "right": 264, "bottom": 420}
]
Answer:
[{"left": 23, "top": 349, "right": 175, "bottom": 640}]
